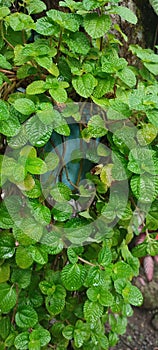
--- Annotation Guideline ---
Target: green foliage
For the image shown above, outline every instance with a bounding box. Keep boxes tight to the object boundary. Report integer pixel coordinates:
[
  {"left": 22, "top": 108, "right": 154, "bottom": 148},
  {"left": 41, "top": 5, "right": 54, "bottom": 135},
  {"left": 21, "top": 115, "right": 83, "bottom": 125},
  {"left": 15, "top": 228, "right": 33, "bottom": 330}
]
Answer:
[
  {"left": 0, "top": 0, "right": 157, "bottom": 349},
  {"left": 149, "top": 0, "right": 158, "bottom": 15}
]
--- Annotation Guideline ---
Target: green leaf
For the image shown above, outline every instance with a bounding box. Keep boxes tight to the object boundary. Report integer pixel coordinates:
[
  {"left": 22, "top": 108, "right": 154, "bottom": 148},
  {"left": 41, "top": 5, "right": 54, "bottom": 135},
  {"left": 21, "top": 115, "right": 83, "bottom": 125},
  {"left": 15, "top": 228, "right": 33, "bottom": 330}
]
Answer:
[
  {"left": 146, "top": 201, "right": 158, "bottom": 230},
  {"left": 111, "top": 151, "right": 130, "bottom": 180},
  {"left": 84, "top": 300, "right": 104, "bottom": 323},
  {"left": 0, "top": 100, "right": 9, "bottom": 121},
  {"left": 62, "top": 325, "right": 74, "bottom": 340},
  {"left": 49, "top": 86, "right": 68, "bottom": 103},
  {"left": 17, "top": 174, "right": 35, "bottom": 192},
  {"left": 0, "top": 54, "right": 12, "bottom": 69},
  {"left": 20, "top": 145, "right": 37, "bottom": 158},
  {"left": 0, "top": 231, "right": 15, "bottom": 257},
  {"left": 26, "top": 115, "right": 53, "bottom": 147},
  {"left": 44, "top": 152, "right": 59, "bottom": 171},
  {"left": 6, "top": 13, "right": 35, "bottom": 31},
  {"left": 74, "top": 320, "right": 90, "bottom": 347},
  {"left": 112, "top": 126, "right": 137, "bottom": 154},
  {"left": 137, "top": 123, "right": 157, "bottom": 145},
  {"left": 37, "top": 108, "right": 59, "bottom": 125},
  {"left": 50, "top": 183, "right": 72, "bottom": 202},
  {"left": 116, "top": 67, "right": 136, "bottom": 87},
  {"left": 87, "top": 286, "right": 114, "bottom": 306},
  {"left": 14, "top": 332, "right": 29, "bottom": 350},
  {"left": 54, "top": 120, "right": 70, "bottom": 136},
  {"left": 84, "top": 13, "right": 111, "bottom": 39},
  {"left": 8, "top": 124, "right": 28, "bottom": 149},
  {"left": 114, "top": 278, "right": 127, "bottom": 294},
  {"left": 144, "top": 62, "right": 158, "bottom": 75},
  {"left": 38, "top": 107, "right": 70, "bottom": 134},
  {"left": 0, "top": 263, "right": 10, "bottom": 283},
  {"left": 113, "top": 261, "right": 133, "bottom": 280},
  {"left": 17, "top": 217, "right": 43, "bottom": 242},
  {"left": 146, "top": 109, "right": 158, "bottom": 127},
  {"left": 101, "top": 50, "right": 127, "bottom": 73},
  {"left": 29, "top": 325, "right": 51, "bottom": 347},
  {"left": 39, "top": 280, "right": 53, "bottom": 295},
  {"left": 40, "top": 231, "right": 64, "bottom": 255},
  {"left": 26, "top": 157, "right": 47, "bottom": 174},
  {"left": 93, "top": 76, "right": 115, "bottom": 98},
  {"left": 132, "top": 242, "right": 148, "bottom": 258},
  {"left": 14, "top": 98, "right": 36, "bottom": 115},
  {"left": 15, "top": 246, "right": 33, "bottom": 269},
  {"left": 64, "top": 218, "right": 92, "bottom": 245},
  {"left": 11, "top": 268, "right": 32, "bottom": 289},
  {"left": 28, "top": 200, "right": 51, "bottom": 225},
  {"left": 26, "top": 0, "right": 46, "bottom": 14},
  {"left": 0, "top": 7, "right": 10, "bottom": 19},
  {"left": 28, "top": 288, "right": 43, "bottom": 308},
  {"left": 130, "top": 174, "right": 158, "bottom": 203},
  {"left": 107, "top": 100, "right": 131, "bottom": 120},
  {"left": 52, "top": 202, "right": 73, "bottom": 222},
  {"left": 101, "top": 187, "right": 128, "bottom": 222},
  {"left": 47, "top": 9, "right": 81, "bottom": 32},
  {"left": 64, "top": 32, "right": 90, "bottom": 55},
  {"left": 82, "top": 114, "right": 107, "bottom": 139},
  {"left": 122, "top": 283, "right": 143, "bottom": 306},
  {"left": 83, "top": 0, "right": 101, "bottom": 10},
  {"left": 109, "top": 314, "right": 127, "bottom": 335},
  {"left": 36, "top": 16, "right": 60, "bottom": 36},
  {"left": 149, "top": 0, "right": 158, "bottom": 15},
  {"left": 20, "top": 38, "right": 51, "bottom": 57},
  {"left": 72, "top": 73, "right": 97, "bottom": 98},
  {"left": 84, "top": 266, "right": 106, "bottom": 287},
  {"left": 28, "top": 340, "right": 40, "bottom": 350},
  {"left": 45, "top": 284, "right": 66, "bottom": 315},
  {"left": 130, "top": 44, "right": 158, "bottom": 63},
  {"left": 15, "top": 305, "right": 38, "bottom": 329},
  {"left": 67, "top": 248, "right": 78, "bottom": 264},
  {"left": 113, "top": 6, "right": 137, "bottom": 24},
  {"left": 61, "top": 263, "right": 86, "bottom": 291},
  {"left": 1, "top": 156, "right": 20, "bottom": 183},
  {"left": 0, "top": 114, "right": 21, "bottom": 137},
  {"left": 0, "top": 283, "right": 17, "bottom": 313},
  {"left": 26, "top": 81, "right": 46, "bottom": 95},
  {"left": 29, "top": 246, "right": 48, "bottom": 265},
  {"left": 128, "top": 148, "right": 158, "bottom": 175},
  {"left": 13, "top": 226, "right": 35, "bottom": 246},
  {"left": 0, "top": 316, "right": 11, "bottom": 340},
  {"left": 74, "top": 320, "right": 90, "bottom": 348},
  {"left": 23, "top": 179, "right": 42, "bottom": 198},
  {"left": 17, "top": 64, "right": 37, "bottom": 79},
  {"left": 98, "top": 246, "right": 112, "bottom": 267}
]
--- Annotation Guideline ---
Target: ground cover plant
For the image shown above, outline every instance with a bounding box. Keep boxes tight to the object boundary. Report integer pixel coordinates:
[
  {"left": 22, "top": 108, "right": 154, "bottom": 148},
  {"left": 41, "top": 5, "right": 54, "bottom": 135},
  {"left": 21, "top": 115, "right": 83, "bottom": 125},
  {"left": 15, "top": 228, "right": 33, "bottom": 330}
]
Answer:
[{"left": 0, "top": 0, "right": 158, "bottom": 349}]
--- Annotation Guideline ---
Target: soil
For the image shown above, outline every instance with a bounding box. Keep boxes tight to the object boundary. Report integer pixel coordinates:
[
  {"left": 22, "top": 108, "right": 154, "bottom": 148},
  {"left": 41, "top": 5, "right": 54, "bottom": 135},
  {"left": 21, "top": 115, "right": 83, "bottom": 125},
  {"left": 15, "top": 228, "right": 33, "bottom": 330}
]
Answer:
[
  {"left": 110, "top": 307, "right": 158, "bottom": 350},
  {"left": 110, "top": 264, "right": 158, "bottom": 350}
]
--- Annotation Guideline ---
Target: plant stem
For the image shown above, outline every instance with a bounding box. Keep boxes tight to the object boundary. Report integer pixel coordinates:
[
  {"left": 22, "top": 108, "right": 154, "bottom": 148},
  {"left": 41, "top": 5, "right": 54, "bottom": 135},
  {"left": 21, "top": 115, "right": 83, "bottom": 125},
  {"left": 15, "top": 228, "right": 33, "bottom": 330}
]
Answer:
[
  {"left": 55, "top": 29, "right": 63, "bottom": 63},
  {"left": 1, "top": 22, "right": 14, "bottom": 50},
  {"left": 11, "top": 284, "right": 18, "bottom": 325},
  {"left": 78, "top": 256, "right": 96, "bottom": 267},
  {"left": 0, "top": 68, "right": 14, "bottom": 74},
  {"left": 100, "top": 37, "right": 103, "bottom": 51}
]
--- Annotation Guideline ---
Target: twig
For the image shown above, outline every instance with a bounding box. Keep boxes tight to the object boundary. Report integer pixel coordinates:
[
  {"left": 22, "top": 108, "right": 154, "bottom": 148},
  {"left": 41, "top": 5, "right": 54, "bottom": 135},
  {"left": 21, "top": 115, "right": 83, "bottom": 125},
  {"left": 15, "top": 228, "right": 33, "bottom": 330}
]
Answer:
[
  {"left": 55, "top": 29, "right": 63, "bottom": 63},
  {"left": 78, "top": 256, "right": 96, "bottom": 267},
  {"left": 3, "top": 81, "right": 16, "bottom": 100},
  {"left": 0, "top": 68, "right": 14, "bottom": 75},
  {"left": 1, "top": 22, "right": 14, "bottom": 50},
  {"left": 78, "top": 256, "right": 104, "bottom": 270},
  {"left": 11, "top": 284, "right": 18, "bottom": 325}
]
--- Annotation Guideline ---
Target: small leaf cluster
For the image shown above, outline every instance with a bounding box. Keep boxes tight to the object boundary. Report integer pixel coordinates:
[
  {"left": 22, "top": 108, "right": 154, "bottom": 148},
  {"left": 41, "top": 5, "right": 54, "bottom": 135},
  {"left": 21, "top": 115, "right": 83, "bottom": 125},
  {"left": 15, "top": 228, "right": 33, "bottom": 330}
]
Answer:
[{"left": 0, "top": 0, "right": 158, "bottom": 349}]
